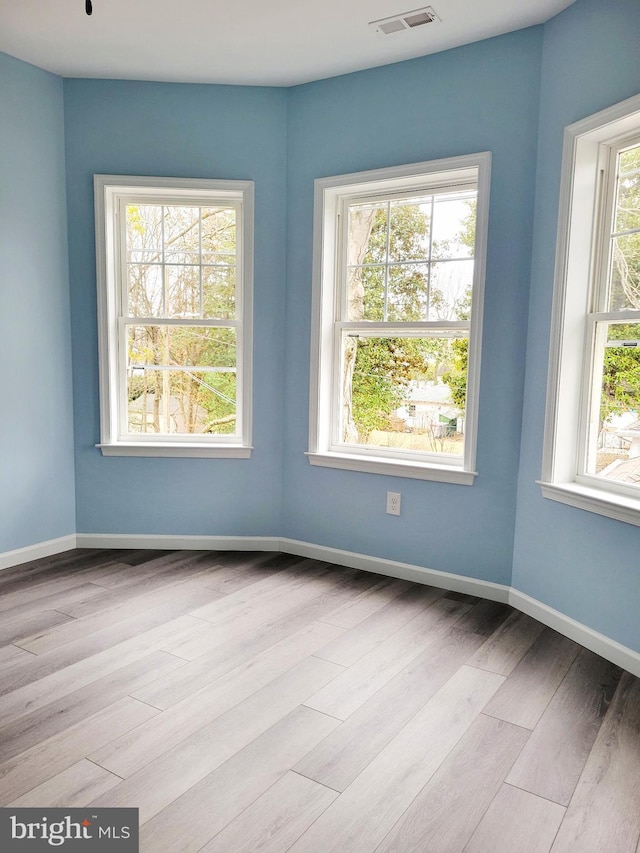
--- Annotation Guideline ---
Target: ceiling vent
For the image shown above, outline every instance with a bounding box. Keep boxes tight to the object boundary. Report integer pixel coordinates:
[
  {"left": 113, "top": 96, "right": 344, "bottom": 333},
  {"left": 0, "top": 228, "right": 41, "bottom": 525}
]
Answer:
[{"left": 370, "top": 6, "right": 440, "bottom": 36}]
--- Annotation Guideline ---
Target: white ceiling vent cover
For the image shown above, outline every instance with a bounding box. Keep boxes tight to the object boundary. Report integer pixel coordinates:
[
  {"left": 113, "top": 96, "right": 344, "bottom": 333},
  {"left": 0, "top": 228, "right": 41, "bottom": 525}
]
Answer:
[{"left": 369, "top": 6, "right": 441, "bottom": 36}]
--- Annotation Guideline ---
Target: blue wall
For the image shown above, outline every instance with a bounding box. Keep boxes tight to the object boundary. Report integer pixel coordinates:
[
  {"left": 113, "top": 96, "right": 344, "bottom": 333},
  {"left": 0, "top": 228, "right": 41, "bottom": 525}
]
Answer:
[
  {"left": 512, "top": 0, "right": 640, "bottom": 652},
  {"left": 283, "top": 30, "right": 542, "bottom": 584},
  {"left": 63, "top": 79, "right": 288, "bottom": 535},
  {"left": 0, "top": 53, "right": 76, "bottom": 552}
]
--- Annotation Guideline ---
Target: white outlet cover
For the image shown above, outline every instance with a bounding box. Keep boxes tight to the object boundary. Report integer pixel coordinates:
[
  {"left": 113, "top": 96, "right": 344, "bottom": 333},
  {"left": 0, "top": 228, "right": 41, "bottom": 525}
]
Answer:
[{"left": 386, "top": 492, "right": 401, "bottom": 515}]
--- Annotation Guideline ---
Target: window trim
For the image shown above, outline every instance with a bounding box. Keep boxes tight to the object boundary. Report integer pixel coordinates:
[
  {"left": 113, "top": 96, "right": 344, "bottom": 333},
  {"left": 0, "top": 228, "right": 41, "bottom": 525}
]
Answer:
[
  {"left": 94, "top": 174, "right": 254, "bottom": 458},
  {"left": 307, "top": 153, "right": 491, "bottom": 483},
  {"left": 540, "top": 92, "right": 640, "bottom": 524}
]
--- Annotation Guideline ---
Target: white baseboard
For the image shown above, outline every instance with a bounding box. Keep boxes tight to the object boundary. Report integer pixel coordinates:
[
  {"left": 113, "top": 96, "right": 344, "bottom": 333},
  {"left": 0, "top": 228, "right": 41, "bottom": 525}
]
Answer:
[
  {"left": 279, "top": 538, "right": 511, "bottom": 603},
  {"left": 0, "top": 534, "right": 77, "bottom": 571},
  {"left": 509, "top": 589, "right": 640, "bottom": 679},
  {"left": 75, "top": 533, "right": 281, "bottom": 551},
  {"left": 4, "top": 532, "right": 639, "bottom": 677}
]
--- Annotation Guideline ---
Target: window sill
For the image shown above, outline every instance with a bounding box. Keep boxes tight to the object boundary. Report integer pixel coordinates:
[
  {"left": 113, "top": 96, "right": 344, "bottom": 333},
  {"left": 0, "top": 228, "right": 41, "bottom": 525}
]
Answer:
[
  {"left": 306, "top": 451, "right": 477, "bottom": 484},
  {"left": 538, "top": 480, "right": 640, "bottom": 527},
  {"left": 97, "top": 443, "right": 253, "bottom": 459}
]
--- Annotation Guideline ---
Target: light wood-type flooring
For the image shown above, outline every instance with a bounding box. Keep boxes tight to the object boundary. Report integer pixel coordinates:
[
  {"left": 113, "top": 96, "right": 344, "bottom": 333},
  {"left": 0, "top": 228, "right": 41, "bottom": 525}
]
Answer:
[{"left": 0, "top": 548, "right": 639, "bottom": 852}]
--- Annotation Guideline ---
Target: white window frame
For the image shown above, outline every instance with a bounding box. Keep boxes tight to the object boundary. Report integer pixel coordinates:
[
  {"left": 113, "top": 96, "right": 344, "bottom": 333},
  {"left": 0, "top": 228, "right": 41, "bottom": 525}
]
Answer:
[
  {"left": 307, "top": 153, "right": 491, "bottom": 483},
  {"left": 540, "top": 92, "right": 640, "bottom": 525},
  {"left": 94, "top": 175, "right": 254, "bottom": 458}
]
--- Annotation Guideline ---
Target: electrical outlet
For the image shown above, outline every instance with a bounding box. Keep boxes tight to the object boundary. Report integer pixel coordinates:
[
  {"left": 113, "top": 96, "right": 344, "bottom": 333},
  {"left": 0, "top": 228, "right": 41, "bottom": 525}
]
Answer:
[{"left": 386, "top": 491, "right": 401, "bottom": 515}]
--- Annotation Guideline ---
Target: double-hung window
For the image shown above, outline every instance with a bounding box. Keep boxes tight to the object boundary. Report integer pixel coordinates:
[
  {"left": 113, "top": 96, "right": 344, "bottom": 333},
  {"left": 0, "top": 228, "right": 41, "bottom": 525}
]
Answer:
[
  {"left": 541, "top": 93, "right": 640, "bottom": 523},
  {"left": 94, "top": 176, "right": 253, "bottom": 457},
  {"left": 308, "top": 154, "right": 491, "bottom": 483}
]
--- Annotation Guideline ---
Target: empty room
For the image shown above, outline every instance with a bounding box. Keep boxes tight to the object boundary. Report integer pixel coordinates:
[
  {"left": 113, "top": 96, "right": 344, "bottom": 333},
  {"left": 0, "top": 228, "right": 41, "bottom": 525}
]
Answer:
[{"left": 1, "top": 0, "right": 639, "bottom": 850}]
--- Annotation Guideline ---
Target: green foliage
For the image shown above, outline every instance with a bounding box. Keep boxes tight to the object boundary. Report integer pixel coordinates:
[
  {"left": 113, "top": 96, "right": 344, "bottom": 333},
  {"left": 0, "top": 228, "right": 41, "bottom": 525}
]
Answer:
[
  {"left": 442, "top": 337, "right": 469, "bottom": 410},
  {"left": 357, "top": 204, "right": 431, "bottom": 322},
  {"left": 352, "top": 337, "right": 432, "bottom": 436},
  {"left": 458, "top": 199, "right": 477, "bottom": 253},
  {"left": 601, "top": 323, "right": 640, "bottom": 423},
  {"left": 598, "top": 144, "right": 640, "bottom": 427},
  {"left": 124, "top": 204, "right": 238, "bottom": 436},
  {"left": 441, "top": 287, "right": 471, "bottom": 410},
  {"left": 348, "top": 196, "right": 475, "bottom": 441}
]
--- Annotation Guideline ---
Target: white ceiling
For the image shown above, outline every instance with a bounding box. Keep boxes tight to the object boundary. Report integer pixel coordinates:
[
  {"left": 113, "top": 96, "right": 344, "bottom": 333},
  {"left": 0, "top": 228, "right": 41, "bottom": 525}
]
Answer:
[{"left": 0, "top": 0, "right": 575, "bottom": 87}]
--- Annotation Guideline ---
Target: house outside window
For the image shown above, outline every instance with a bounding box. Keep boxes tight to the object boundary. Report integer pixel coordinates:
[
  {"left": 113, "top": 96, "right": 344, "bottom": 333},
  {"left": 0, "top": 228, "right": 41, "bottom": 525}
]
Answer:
[
  {"left": 541, "top": 93, "right": 640, "bottom": 524},
  {"left": 94, "top": 175, "right": 254, "bottom": 458},
  {"left": 308, "top": 154, "right": 491, "bottom": 483}
]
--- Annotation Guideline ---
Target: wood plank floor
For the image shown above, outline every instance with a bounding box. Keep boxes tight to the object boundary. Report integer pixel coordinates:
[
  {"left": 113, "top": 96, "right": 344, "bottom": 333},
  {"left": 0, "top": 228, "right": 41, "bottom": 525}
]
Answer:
[{"left": 0, "top": 548, "right": 638, "bottom": 853}]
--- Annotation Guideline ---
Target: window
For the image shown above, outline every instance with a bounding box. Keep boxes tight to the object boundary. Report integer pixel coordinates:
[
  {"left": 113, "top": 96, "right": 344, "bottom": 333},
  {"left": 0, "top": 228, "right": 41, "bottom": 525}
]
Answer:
[
  {"left": 308, "top": 154, "right": 491, "bottom": 483},
  {"left": 94, "top": 176, "right": 253, "bottom": 457},
  {"left": 541, "top": 93, "right": 640, "bottom": 524}
]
